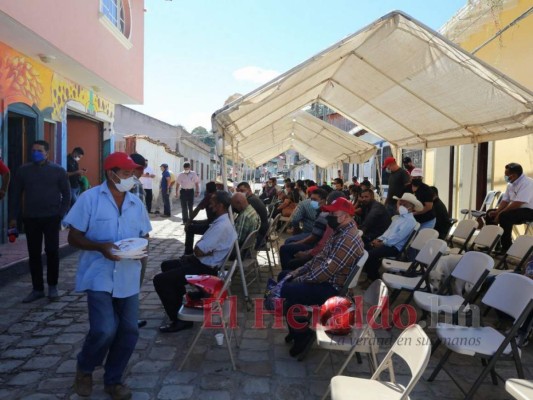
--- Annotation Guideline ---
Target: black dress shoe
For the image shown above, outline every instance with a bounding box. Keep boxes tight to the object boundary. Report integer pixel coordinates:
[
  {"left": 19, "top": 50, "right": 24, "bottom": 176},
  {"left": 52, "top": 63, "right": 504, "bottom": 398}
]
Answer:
[
  {"left": 159, "top": 320, "right": 193, "bottom": 333},
  {"left": 284, "top": 333, "right": 294, "bottom": 344},
  {"left": 137, "top": 320, "right": 147, "bottom": 328},
  {"left": 289, "top": 331, "right": 315, "bottom": 360}
]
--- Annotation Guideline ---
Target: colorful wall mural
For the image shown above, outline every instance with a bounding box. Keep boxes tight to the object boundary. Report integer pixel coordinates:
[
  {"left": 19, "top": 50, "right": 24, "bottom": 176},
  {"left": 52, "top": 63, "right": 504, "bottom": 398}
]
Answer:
[{"left": 0, "top": 42, "right": 114, "bottom": 121}]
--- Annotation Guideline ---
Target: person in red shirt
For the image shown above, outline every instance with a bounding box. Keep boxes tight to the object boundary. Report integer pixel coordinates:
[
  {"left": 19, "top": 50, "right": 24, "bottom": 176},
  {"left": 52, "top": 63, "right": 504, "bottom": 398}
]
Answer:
[{"left": 0, "top": 159, "right": 10, "bottom": 200}]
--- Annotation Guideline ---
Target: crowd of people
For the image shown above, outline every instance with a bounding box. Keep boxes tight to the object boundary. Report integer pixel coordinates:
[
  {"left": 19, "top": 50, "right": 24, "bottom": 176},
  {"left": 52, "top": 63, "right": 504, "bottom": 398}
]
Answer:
[{"left": 2, "top": 143, "right": 532, "bottom": 399}]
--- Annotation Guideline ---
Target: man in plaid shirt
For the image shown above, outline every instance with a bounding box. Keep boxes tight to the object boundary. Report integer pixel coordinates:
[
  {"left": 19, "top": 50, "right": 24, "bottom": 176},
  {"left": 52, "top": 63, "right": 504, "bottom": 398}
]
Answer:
[{"left": 279, "top": 197, "right": 364, "bottom": 359}]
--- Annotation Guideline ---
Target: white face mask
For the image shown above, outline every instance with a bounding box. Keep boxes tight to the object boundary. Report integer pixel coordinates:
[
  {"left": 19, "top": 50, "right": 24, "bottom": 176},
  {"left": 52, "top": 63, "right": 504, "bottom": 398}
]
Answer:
[
  {"left": 184, "top": 169, "right": 190, "bottom": 174},
  {"left": 385, "top": 168, "right": 391, "bottom": 174},
  {"left": 398, "top": 205, "right": 409, "bottom": 215},
  {"left": 112, "top": 172, "right": 135, "bottom": 192},
  {"left": 74, "top": 156, "right": 81, "bottom": 162}
]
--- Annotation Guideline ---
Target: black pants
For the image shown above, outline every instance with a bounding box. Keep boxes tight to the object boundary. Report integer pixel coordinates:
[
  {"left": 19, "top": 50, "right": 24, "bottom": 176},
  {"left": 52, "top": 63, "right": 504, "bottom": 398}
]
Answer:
[
  {"left": 144, "top": 189, "right": 153, "bottom": 213},
  {"left": 161, "top": 190, "right": 171, "bottom": 216},
  {"left": 486, "top": 208, "right": 533, "bottom": 250},
  {"left": 23, "top": 216, "right": 61, "bottom": 291},
  {"left": 365, "top": 245, "right": 400, "bottom": 281},
  {"left": 153, "top": 255, "right": 217, "bottom": 322},
  {"left": 180, "top": 189, "right": 194, "bottom": 223},
  {"left": 184, "top": 220, "right": 210, "bottom": 255}
]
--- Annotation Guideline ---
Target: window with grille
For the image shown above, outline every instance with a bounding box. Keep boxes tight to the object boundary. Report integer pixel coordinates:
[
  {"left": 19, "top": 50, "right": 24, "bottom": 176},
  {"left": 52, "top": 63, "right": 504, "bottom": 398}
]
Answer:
[{"left": 101, "top": 0, "right": 126, "bottom": 35}]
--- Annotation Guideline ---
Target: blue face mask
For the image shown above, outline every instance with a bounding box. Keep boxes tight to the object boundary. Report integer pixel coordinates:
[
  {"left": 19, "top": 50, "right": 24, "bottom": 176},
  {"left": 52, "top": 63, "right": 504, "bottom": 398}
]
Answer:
[
  {"left": 310, "top": 200, "right": 319, "bottom": 209},
  {"left": 31, "top": 150, "right": 46, "bottom": 163},
  {"left": 504, "top": 175, "right": 511, "bottom": 183}
]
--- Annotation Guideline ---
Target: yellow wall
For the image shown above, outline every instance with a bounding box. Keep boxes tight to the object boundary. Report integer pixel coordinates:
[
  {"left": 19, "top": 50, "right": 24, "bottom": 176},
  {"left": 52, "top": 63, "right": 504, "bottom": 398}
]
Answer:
[{"left": 443, "top": 0, "right": 533, "bottom": 217}]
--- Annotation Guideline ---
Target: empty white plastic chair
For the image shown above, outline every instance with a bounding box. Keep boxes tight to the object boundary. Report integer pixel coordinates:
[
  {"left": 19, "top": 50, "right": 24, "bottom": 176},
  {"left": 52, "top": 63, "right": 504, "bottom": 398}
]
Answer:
[
  {"left": 428, "top": 273, "right": 533, "bottom": 400},
  {"left": 489, "top": 235, "right": 533, "bottom": 277},
  {"left": 413, "top": 251, "right": 494, "bottom": 320},
  {"left": 506, "top": 379, "right": 533, "bottom": 400},
  {"left": 447, "top": 219, "right": 478, "bottom": 254},
  {"left": 330, "top": 324, "right": 431, "bottom": 400}
]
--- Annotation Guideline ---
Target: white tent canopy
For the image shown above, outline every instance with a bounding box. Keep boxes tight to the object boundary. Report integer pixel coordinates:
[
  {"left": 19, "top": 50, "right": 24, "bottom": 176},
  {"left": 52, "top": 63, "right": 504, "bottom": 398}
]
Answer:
[
  {"left": 227, "top": 111, "right": 377, "bottom": 168},
  {"left": 213, "top": 11, "right": 533, "bottom": 152}
]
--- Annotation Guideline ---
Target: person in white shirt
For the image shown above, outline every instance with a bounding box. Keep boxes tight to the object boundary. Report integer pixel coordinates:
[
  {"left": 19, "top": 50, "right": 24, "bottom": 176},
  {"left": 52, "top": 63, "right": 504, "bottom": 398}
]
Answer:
[
  {"left": 175, "top": 162, "right": 200, "bottom": 224},
  {"left": 139, "top": 160, "right": 155, "bottom": 213},
  {"left": 486, "top": 163, "right": 533, "bottom": 252}
]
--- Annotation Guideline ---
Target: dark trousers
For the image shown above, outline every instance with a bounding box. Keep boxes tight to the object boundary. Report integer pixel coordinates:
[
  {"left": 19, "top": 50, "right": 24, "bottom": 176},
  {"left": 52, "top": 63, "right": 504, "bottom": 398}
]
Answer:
[
  {"left": 180, "top": 189, "right": 195, "bottom": 223},
  {"left": 286, "top": 257, "right": 309, "bottom": 271},
  {"left": 486, "top": 208, "right": 533, "bottom": 251},
  {"left": 279, "top": 243, "right": 313, "bottom": 269},
  {"left": 23, "top": 216, "right": 61, "bottom": 291},
  {"left": 153, "top": 255, "right": 217, "bottom": 322},
  {"left": 184, "top": 220, "right": 210, "bottom": 255},
  {"left": 365, "top": 245, "right": 400, "bottom": 281},
  {"left": 162, "top": 190, "right": 171, "bottom": 216},
  {"left": 278, "top": 270, "right": 337, "bottom": 337},
  {"left": 144, "top": 189, "right": 153, "bottom": 213}
]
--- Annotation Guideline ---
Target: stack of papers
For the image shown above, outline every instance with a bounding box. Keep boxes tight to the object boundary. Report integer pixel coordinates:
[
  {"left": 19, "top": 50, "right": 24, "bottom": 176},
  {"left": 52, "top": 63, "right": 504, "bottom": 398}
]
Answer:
[{"left": 111, "top": 238, "right": 148, "bottom": 259}]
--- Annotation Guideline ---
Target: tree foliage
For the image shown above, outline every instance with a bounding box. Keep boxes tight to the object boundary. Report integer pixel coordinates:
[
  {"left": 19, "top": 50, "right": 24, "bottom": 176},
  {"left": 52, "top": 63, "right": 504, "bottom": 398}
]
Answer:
[{"left": 191, "top": 126, "right": 216, "bottom": 148}]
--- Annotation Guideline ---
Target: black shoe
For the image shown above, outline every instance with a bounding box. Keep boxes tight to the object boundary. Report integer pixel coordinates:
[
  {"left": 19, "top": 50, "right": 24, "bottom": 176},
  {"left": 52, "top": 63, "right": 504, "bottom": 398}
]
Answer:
[
  {"left": 162, "top": 214, "right": 171, "bottom": 218},
  {"left": 137, "top": 320, "right": 147, "bottom": 328},
  {"left": 159, "top": 320, "right": 193, "bottom": 333},
  {"left": 154, "top": 211, "right": 160, "bottom": 214},
  {"left": 289, "top": 331, "right": 315, "bottom": 361},
  {"left": 284, "top": 333, "right": 294, "bottom": 344}
]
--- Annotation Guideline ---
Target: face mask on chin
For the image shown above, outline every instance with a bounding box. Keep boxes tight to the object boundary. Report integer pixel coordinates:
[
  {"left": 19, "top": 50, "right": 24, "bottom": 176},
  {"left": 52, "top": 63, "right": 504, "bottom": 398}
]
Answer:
[{"left": 112, "top": 172, "right": 135, "bottom": 192}]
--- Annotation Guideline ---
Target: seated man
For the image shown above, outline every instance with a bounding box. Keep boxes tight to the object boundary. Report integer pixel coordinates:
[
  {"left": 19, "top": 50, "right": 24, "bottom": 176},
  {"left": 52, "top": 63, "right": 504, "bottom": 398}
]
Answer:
[
  {"left": 430, "top": 186, "right": 452, "bottom": 240},
  {"left": 278, "top": 197, "right": 364, "bottom": 358},
  {"left": 184, "top": 181, "right": 217, "bottom": 255},
  {"left": 288, "top": 187, "right": 326, "bottom": 235},
  {"left": 259, "top": 177, "right": 277, "bottom": 204},
  {"left": 358, "top": 189, "right": 391, "bottom": 246},
  {"left": 154, "top": 191, "right": 237, "bottom": 333},
  {"left": 280, "top": 190, "right": 344, "bottom": 269},
  {"left": 486, "top": 162, "right": 533, "bottom": 252},
  {"left": 236, "top": 181, "right": 269, "bottom": 247},
  {"left": 363, "top": 193, "right": 421, "bottom": 283},
  {"left": 231, "top": 192, "right": 260, "bottom": 251}
]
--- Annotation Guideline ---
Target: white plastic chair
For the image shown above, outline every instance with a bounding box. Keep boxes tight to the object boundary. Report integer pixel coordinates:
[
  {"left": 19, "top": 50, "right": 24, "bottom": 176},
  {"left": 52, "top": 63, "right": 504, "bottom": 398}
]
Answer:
[
  {"left": 413, "top": 251, "right": 494, "bottom": 320},
  {"left": 317, "top": 280, "right": 388, "bottom": 400},
  {"left": 381, "top": 228, "right": 439, "bottom": 274},
  {"left": 382, "top": 238, "right": 448, "bottom": 306},
  {"left": 330, "top": 324, "right": 431, "bottom": 400},
  {"left": 490, "top": 235, "right": 533, "bottom": 277},
  {"left": 227, "top": 229, "right": 260, "bottom": 290},
  {"left": 460, "top": 190, "right": 500, "bottom": 220},
  {"left": 447, "top": 219, "right": 478, "bottom": 254},
  {"left": 338, "top": 251, "right": 368, "bottom": 296},
  {"left": 428, "top": 273, "right": 533, "bottom": 400},
  {"left": 178, "top": 242, "right": 240, "bottom": 371},
  {"left": 506, "top": 379, "right": 533, "bottom": 400}
]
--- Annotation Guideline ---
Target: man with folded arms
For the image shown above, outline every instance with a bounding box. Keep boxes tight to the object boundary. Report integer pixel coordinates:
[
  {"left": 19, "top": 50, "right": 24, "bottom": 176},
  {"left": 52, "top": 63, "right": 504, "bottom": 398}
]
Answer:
[{"left": 64, "top": 152, "right": 152, "bottom": 399}]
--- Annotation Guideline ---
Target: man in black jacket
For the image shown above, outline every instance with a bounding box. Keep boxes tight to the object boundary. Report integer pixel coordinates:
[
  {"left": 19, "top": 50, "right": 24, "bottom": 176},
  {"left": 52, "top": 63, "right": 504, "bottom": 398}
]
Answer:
[{"left": 358, "top": 189, "right": 391, "bottom": 246}]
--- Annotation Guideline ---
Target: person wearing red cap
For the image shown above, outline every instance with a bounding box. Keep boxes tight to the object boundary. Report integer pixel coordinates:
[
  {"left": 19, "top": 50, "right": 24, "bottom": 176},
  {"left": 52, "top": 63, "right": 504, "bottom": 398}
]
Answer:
[
  {"left": 63, "top": 152, "right": 152, "bottom": 399},
  {"left": 277, "top": 196, "right": 364, "bottom": 360},
  {"left": 382, "top": 156, "right": 410, "bottom": 217}
]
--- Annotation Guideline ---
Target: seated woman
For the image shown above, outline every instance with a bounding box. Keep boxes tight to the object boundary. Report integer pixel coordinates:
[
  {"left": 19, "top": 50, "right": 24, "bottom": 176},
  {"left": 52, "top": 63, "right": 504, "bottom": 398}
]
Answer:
[{"left": 274, "top": 190, "right": 297, "bottom": 218}]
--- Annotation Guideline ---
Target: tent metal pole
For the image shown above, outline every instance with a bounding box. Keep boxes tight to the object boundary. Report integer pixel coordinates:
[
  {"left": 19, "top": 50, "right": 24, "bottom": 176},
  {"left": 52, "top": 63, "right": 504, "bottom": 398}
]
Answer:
[{"left": 468, "top": 143, "right": 478, "bottom": 218}]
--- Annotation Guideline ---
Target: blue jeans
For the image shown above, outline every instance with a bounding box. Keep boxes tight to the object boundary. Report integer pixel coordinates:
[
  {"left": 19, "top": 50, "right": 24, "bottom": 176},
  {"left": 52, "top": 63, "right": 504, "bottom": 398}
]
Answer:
[
  {"left": 77, "top": 291, "right": 139, "bottom": 385},
  {"left": 71, "top": 187, "right": 80, "bottom": 205},
  {"left": 285, "top": 233, "right": 310, "bottom": 244}
]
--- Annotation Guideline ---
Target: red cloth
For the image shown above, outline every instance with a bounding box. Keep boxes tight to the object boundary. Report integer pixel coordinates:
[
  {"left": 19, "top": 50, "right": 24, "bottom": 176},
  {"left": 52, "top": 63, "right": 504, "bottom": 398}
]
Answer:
[{"left": 0, "top": 160, "right": 9, "bottom": 175}]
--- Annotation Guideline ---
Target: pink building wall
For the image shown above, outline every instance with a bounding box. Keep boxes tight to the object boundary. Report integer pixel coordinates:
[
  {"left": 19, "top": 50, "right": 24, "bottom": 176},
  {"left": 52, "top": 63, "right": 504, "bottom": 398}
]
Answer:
[{"left": 0, "top": 0, "right": 144, "bottom": 103}]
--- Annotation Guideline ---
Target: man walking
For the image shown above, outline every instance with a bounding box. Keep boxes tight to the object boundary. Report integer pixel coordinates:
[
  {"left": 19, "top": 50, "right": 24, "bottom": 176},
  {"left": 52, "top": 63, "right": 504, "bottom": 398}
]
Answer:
[
  {"left": 66, "top": 147, "right": 85, "bottom": 205},
  {"left": 175, "top": 162, "right": 200, "bottom": 224},
  {"left": 64, "top": 152, "right": 151, "bottom": 399},
  {"left": 10, "top": 140, "right": 70, "bottom": 302},
  {"left": 140, "top": 159, "right": 155, "bottom": 213},
  {"left": 160, "top": 163, "right": 172, "bottom": 217}
]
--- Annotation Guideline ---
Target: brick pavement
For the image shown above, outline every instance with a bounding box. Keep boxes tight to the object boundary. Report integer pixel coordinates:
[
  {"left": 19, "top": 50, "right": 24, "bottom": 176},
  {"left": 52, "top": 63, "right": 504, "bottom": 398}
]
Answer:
[{"left": 0, "top": 211, "right": 529, "bottom": 399}]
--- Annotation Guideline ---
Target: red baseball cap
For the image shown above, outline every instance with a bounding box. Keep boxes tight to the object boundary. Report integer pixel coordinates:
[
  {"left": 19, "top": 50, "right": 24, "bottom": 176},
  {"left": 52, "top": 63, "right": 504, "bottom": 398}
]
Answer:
[
  {"left": 307, "top": 185, "right": 319, "bottom": 195},
  {"left": 322, "top": 197, "right": 355, "bottom": 216},
  {"left": 103, "top": 152, "right": 140, "bottom": 171},
  {"left": 382, "top": 156, "right": 396, "bottom": 169}
]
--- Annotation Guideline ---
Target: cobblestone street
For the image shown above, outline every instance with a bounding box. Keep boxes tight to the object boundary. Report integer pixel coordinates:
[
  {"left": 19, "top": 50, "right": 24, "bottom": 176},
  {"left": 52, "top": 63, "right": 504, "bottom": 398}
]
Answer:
[{"left": 0, "top": 210, "right": 530, "bottom": 399}]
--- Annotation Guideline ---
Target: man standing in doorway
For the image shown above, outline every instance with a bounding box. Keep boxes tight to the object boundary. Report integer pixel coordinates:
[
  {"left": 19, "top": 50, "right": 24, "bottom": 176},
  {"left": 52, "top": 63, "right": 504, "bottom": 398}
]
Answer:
[
  {"left": 140, "top": 159, "right": 156, "bottom": 213},
  {"left": 382, "top": 156, "right": 410, "bottom": 217},
  {"left": 10, "top": 140, "right": 71, "bottom": 302},
  {"left": 66, "top": 147, "right": 85, "bottom": 205},
  {"left": 160, "top": 163, "right": 172, "bottom": 217},
  {"left": 175, "top": 162, "right": 200, "bottom": 224}
]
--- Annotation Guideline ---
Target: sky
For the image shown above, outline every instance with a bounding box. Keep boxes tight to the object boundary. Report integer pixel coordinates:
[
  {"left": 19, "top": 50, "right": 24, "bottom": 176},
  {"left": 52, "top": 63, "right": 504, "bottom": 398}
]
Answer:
[{"left": 130, "top": 0, "right": 467, "bottom": 132}]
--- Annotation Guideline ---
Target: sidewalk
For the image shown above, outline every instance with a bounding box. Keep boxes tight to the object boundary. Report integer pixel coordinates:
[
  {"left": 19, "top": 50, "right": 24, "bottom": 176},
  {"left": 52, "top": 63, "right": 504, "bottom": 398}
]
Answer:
[{"left": 0, "top": 210, "right": 527, "bottom": 399}]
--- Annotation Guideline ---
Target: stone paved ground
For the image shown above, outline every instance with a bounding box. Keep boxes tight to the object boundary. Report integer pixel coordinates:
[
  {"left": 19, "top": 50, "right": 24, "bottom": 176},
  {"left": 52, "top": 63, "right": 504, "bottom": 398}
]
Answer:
[{"left": 0, "top": 210, "right": 530, "bottom": 399}]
